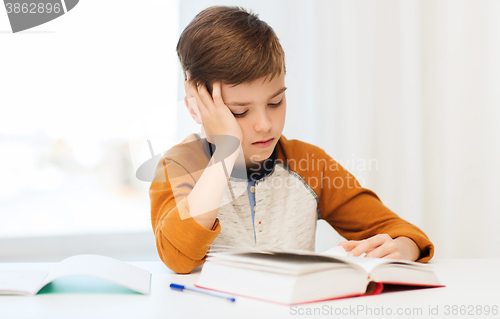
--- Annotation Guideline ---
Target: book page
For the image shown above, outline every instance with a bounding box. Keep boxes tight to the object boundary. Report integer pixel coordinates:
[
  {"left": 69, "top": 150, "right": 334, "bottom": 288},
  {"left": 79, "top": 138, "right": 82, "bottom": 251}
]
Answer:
[
  {"left": 209, "top": 258, "right": 348, "bottom": 276},
  {"left": 39, "top": 254, "right": 151, "bottom": 295},
  {"left": 318, "top": 246, "right": 348, "bottom": 257},
  {"left": 207, "top": 248, "right": 431, "bottom": 277},
  {"left": 0, "top": 270, "right": 49, "bottom": 295},
  {"left": 336, "top": 256, "right": 432, "bottom": 274},
  {"left": 207, "top": 250, "right": 355, "bottom": 275}
]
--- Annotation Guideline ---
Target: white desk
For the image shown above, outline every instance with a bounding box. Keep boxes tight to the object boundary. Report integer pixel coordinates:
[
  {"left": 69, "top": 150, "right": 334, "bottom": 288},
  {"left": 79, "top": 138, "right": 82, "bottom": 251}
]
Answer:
[{"left": 1, "top": 259, "right": 499, "bottom": 319}]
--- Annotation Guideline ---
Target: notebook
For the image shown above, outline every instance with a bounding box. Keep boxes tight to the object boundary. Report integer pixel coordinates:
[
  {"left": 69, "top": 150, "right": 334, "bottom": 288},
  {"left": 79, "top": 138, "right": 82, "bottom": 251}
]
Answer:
[{"left": 0, "top": 254, "right": 151, "bottom": 296}]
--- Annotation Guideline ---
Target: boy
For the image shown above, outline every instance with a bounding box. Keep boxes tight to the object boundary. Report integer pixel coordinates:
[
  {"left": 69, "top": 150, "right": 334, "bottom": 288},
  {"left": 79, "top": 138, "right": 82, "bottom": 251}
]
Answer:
[{"left": 150, "top": 6, "right": 434, "bottom": 274}]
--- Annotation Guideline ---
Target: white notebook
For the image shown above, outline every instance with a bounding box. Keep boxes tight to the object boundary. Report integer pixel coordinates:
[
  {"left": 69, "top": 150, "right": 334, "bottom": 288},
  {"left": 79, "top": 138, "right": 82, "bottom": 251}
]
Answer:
[{"left": 0, "top": 254, "right": 151, "bottom": 296}]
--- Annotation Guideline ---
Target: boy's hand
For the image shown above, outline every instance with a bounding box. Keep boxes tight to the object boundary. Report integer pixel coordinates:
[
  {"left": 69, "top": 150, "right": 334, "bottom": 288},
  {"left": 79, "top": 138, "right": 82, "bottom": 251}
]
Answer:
[
  {"left": 338, "top": 234, "right": 420, "bottom": 261},
  {"left": 184, "top": 74, "right": 243, "bottom": 145}
]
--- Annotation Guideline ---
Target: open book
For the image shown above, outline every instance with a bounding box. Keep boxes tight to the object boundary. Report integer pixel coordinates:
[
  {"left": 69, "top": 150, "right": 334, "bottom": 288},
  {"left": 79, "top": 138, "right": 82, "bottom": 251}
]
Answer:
[
  {"left": 195, "top": 246, "right": 443, "bottom": 305},
  {"left": 0, "top": 254, "right": 151, "bottom": 296}
]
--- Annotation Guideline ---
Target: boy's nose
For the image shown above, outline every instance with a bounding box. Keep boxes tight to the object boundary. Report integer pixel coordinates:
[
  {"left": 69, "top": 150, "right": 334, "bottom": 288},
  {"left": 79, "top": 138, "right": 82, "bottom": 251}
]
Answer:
[{"left": 254, "top": 112, "right": 272, "bottom": 132}]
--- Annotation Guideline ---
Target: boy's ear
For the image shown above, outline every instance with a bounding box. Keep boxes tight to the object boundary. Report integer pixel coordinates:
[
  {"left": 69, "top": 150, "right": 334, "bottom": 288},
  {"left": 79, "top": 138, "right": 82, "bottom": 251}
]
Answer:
[{"left": 184, "top": 94, "right": 202, "bottom": 125}]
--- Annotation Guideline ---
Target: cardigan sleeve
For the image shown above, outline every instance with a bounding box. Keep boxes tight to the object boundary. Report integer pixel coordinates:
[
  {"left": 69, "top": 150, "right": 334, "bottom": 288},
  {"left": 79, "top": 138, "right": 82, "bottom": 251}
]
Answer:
[
  {"left": 322, "top": 187, "right": 434, "bottom": 263},
  {"left": 150, "top": 157, "right": 221, "bottom": 274},
  {"left": 305, "top": 148, "right": 434, "bottom": 263}
]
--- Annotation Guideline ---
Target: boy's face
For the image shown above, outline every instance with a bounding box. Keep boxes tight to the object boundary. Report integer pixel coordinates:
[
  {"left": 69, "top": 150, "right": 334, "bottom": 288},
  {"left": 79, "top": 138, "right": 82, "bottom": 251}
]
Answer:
[{"left": 220, "top": 72, "right": 286, "bottom": 172}]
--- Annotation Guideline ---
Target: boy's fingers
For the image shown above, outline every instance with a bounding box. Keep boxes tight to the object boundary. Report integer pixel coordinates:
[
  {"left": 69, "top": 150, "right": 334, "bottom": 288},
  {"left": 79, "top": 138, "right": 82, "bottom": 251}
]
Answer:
[
  {"left": 365, "top": 247, "right": 375, "bottom": 254},
  {"left": 186, "top": 97, "right": 202, "bottom": 119},
  {"left": 348, "top": 244, "right": 369, "bottom": 257},
  {"left": 212, "top": 81, "right": 223, "bottom": 105},
  {"left": 365, "top": 242, "right": 393, "bottom": 258},
  {"left": 196, "top": 83, "right": 215, "bottom": 112},
  {"left": 338, "top": 241, "right": 360, "bottom": 251},
  {"left": 185, "top": 81, "right": 207, "bottom": 116},
  {"left": 348, "top": 236, "right": 386, "bottom": 257}
]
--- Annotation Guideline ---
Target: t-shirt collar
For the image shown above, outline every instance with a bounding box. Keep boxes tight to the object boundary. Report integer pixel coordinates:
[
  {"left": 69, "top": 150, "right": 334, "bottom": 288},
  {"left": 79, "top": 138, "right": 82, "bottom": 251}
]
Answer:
[{"left": 206, "top": 140, "right": 277, "bottom": 182}]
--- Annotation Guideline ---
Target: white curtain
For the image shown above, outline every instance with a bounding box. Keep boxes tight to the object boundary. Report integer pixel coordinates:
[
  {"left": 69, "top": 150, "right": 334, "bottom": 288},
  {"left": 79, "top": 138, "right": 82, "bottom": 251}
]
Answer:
[{"left": 178, "top": 0, "right": 500, "bottom": 258}]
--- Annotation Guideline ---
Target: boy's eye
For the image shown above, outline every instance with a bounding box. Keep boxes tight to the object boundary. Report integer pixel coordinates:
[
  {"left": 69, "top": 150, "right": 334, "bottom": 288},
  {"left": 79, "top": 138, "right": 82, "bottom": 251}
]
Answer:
[
  {"left": 269, "top": 100, "right": 283, "bottom": 107},
  {"left": 233, "top": 111, "right": 248, "bottom": 118},
  {"left": 232, "top": 100, "right": 283, "bottom": 118}
]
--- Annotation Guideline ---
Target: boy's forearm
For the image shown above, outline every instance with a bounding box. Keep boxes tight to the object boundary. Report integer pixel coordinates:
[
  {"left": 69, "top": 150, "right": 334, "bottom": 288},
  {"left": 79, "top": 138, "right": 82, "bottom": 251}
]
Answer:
[{"left": 187, "top": 143, "right": 243, "bottom": 229}]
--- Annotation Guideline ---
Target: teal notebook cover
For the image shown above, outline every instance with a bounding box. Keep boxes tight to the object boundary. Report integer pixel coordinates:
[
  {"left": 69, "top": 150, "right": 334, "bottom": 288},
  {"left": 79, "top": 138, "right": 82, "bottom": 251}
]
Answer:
[{"left": 38, "top": 275, "right": 145, "bottom": 295}]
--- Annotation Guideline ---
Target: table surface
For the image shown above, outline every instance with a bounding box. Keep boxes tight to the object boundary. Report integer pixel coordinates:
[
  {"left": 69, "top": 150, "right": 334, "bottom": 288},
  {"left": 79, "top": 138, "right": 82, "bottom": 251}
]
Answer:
[{"left": 1, "top": 258, "right": 499, "bottom": 319}]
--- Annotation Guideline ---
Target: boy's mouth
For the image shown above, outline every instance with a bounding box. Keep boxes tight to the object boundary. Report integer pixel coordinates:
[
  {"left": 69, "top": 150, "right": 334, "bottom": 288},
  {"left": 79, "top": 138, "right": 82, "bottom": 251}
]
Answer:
[{"left": 252, "top": 138, "right": 274, "bottom": 148}]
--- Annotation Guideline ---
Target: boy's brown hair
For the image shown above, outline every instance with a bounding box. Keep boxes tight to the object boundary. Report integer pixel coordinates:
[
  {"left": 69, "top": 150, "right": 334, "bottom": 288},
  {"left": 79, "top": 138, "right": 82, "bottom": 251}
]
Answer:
[{"left": 176, "top": 6, "right": 286, "bottom": 95}]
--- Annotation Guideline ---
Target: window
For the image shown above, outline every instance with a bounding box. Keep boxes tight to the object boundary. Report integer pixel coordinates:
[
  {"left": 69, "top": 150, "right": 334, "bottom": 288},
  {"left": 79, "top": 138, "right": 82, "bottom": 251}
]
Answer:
[{"left": 0, "top": 0, "right": 180, "bottom": 245}]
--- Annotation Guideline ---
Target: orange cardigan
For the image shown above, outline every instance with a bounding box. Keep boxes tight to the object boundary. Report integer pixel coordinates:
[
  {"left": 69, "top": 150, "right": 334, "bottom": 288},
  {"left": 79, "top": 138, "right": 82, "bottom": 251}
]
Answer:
[{"left": 150, "top": 134, "right": 434, "bottom": 273}]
